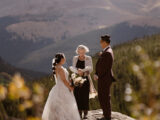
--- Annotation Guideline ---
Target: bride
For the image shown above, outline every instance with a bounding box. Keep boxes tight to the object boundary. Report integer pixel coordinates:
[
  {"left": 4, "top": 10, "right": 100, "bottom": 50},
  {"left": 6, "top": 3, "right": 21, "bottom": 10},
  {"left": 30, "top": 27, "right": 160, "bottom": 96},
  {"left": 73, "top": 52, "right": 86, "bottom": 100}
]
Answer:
[{"left": 42, "top": 53, "right": 81, "bottom": 120}]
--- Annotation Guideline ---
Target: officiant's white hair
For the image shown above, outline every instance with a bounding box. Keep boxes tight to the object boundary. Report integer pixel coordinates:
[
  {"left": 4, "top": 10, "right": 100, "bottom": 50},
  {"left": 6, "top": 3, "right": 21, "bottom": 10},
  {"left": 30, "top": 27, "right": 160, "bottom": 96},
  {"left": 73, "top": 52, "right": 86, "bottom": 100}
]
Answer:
[{"left": 76, "top": 45, "right": 89, "bottom": 54}]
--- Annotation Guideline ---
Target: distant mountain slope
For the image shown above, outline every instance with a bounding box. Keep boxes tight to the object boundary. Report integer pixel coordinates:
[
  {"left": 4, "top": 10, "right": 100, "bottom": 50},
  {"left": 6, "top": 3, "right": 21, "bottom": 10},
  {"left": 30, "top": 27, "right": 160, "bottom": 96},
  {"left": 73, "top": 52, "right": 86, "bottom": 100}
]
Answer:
[
  {"left": 0, "top": 0, "right": 159, "bottom": 37},
  {"left": 0, "top": 16, "right": 160, "bottom": 73},
  {"left": 19, "top": 20, "right": 160, "bottom": 72},
  {"left": 0, "top": 16, "right": 54, "bottom": 64},
  {"left": 0, "top": 0, "right": 160, "bottom": 73},
  {"left": 0, "top": 0, "right": 139, "bottom": 44},
  {"left": 0, "top": 56, "right": 47, "bottom": 81}
]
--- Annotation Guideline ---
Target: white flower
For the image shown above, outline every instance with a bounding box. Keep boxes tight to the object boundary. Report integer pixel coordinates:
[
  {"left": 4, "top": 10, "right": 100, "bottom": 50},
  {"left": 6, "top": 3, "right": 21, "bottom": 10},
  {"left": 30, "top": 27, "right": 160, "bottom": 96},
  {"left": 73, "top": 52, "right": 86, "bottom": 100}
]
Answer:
[
  {"left": 71, "top": 73, "right": 87, "bottom": 87},
  {"left": 89, "top": 92, "right": 98, "bottom": 99},
  {"left": 80, "top": 78, "right": 86, "bottom": 84},
  {"left": 74, "top": 77, "right": 82, "bottom": 82},
  {"left": 71, "top": 73, "right": 76, "bottom": 79}
]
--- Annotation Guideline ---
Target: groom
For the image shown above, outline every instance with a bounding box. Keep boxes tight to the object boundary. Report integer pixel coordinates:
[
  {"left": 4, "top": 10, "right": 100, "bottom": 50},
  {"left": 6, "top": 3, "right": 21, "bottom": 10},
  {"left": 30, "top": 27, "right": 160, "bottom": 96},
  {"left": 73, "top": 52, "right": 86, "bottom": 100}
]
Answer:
[{"left": 94, "top": 34, "right": 115, "bottom": 120}]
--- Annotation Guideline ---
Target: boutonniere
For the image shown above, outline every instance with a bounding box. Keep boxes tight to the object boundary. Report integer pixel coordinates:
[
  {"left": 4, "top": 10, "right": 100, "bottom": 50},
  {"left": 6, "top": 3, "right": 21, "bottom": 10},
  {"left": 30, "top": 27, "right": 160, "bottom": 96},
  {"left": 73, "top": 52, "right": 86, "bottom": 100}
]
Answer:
[{"left": 99, "top": 51, "right": 103, "bottom": 56}]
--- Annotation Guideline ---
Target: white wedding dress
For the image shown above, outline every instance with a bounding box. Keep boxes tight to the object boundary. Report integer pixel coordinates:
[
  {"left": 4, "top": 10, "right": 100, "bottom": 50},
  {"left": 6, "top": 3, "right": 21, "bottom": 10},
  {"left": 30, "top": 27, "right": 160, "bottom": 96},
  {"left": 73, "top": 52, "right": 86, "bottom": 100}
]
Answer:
[{"left": 42, "top": 66, "right": 81, "bottom": 120}]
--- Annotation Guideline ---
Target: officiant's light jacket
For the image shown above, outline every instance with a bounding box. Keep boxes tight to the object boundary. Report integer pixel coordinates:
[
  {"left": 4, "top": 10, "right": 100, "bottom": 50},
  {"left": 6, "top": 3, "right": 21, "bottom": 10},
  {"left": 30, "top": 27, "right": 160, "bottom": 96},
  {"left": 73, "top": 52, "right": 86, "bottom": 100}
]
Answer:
[{"left": 70, "top": 55, "right": 97, "bottom": 96}]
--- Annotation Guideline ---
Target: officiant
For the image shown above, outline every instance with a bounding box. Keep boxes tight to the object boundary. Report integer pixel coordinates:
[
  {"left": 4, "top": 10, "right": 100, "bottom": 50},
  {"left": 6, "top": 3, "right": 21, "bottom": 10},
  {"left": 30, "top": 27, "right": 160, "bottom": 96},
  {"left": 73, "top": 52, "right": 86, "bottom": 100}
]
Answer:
[{"left": 70, "top": 45, "right": 97, "bottom": 119}]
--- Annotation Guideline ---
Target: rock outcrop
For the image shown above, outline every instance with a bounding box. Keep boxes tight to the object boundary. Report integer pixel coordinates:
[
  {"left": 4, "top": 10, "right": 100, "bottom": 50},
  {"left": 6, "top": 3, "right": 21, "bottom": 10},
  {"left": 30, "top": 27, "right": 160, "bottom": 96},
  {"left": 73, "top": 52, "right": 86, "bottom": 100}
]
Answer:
[{"left": 86, "top": 109, "right": 135, "bottom": 120}]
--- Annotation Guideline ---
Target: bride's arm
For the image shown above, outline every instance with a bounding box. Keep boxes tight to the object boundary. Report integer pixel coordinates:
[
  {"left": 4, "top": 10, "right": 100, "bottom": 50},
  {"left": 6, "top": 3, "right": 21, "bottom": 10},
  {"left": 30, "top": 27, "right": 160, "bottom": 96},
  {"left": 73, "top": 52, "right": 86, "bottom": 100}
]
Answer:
[{"left": 57, "top": 67, "right": 73, "bottom": 91}]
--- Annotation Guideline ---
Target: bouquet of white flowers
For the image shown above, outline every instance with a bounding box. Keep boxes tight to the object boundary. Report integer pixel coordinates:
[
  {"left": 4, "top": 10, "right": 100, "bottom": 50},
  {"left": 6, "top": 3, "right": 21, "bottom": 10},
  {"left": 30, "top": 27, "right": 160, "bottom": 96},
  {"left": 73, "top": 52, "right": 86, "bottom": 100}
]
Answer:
[{"left": 71, "top": 73, "right": 86, "bottom": 87}]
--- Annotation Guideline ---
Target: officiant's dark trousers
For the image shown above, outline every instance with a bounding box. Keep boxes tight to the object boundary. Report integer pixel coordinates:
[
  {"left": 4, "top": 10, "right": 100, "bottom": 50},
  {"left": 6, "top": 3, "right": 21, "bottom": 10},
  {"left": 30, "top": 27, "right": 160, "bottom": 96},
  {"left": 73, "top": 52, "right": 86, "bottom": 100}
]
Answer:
[{"left": 98, "top": 81, "right": 112, "bottom": 119}]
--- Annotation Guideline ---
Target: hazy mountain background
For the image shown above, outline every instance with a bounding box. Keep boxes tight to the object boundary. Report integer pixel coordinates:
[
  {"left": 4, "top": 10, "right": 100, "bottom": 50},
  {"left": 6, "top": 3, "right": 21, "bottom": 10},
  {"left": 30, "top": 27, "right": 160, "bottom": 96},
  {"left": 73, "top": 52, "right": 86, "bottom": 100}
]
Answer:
[
  {"left": 0, "top": 57, "right": 46, "bottom": 81},
  {"left": 0, "top": 0, "right": 160, "bottom": 118},
  {"left": 0, "top": 0, "right": 160, "bottom": 73}
]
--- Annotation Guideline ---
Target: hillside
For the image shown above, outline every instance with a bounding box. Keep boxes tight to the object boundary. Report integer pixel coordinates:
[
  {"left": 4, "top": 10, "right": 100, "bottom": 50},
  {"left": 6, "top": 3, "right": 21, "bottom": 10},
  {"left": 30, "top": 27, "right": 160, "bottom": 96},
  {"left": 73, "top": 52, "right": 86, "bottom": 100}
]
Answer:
[
  {"left": 17, "top": 19, "right": 160, "bottom": 72},
  {"left": 0, "top": 56, "right": 47, "bottom": 82},
  {"left": 0, "top": 0, "right": 139, "bottom": 46},
  {"left": 0, "top": 0, "right": 157, "bottom": 36},
  {"left": 0, "top": 0, "right": 159, "bottom": 43},
  {"left": 0, "top": 0, "right": 160, "bottom": 73},
  {"left": 0, "top": 16, "right": 54, "bottom": 65}
]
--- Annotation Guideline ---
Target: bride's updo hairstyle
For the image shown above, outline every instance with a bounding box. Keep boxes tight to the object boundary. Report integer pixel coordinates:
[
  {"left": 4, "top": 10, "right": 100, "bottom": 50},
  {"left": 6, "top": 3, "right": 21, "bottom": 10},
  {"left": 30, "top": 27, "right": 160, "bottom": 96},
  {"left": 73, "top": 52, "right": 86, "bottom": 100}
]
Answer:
[{"left": 52, "top": 53, "right": 65, "bottom": 75}]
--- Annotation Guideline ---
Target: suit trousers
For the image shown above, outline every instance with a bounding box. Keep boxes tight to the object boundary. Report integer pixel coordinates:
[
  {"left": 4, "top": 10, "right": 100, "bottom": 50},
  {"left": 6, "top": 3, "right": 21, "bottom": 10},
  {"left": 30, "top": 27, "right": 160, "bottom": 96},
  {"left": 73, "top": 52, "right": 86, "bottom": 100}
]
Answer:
[{"left": 98, "top": 80, "right": 112, "bottom": 119}]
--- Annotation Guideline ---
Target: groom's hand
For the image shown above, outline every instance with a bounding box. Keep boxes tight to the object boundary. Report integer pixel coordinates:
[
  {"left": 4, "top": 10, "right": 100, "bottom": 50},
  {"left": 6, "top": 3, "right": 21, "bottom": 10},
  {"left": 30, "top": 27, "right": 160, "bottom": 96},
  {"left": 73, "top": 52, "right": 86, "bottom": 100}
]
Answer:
[{"left": 94, "top": 74, "right": 98, "bottom": 81}]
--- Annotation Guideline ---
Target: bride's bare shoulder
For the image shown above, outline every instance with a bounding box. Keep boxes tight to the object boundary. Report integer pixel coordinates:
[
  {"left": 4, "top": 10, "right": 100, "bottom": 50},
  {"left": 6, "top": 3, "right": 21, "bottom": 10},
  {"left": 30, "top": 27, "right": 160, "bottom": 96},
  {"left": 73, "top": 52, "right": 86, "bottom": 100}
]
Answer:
[{"left": 56, "top": 66, "right": 64, "bottom": 73}]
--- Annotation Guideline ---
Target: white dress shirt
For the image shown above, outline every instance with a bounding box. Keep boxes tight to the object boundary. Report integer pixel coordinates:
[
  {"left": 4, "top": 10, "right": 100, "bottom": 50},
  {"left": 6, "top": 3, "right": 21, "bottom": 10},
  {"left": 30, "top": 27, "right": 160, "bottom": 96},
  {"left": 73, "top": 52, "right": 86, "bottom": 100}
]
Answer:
[{"left": 103, "top": 45, "right": 110, "bottom": 52}]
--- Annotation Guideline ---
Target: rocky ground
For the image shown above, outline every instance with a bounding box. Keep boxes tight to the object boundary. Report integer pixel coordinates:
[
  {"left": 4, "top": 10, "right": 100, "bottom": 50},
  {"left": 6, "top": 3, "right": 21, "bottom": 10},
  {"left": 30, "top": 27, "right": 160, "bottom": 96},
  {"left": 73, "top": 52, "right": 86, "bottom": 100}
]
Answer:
[
  {"left": 9, "top": 109, "right": 136, "bottom": 120},
  {"left": 86, "top": 109, "right": 136, "bottom": 120}
]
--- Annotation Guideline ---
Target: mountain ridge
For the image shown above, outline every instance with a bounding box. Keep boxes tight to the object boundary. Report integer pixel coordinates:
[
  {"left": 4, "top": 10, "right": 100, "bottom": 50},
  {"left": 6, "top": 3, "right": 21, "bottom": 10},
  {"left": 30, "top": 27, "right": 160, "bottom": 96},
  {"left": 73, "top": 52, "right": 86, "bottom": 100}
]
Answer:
[
  {"left": 0, "top": 56, "right": 47, "bottom": 81},
  {"left": 16, "top": 20, "right": 160, "bottom": 72}
]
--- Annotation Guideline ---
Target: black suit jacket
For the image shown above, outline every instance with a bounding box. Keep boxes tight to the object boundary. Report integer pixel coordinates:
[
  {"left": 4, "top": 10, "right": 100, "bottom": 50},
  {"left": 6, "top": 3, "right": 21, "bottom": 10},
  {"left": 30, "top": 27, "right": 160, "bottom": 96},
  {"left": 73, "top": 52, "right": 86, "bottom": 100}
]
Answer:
[{"left": 96, "top": 47, "right": 115, "bottom": 86}]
